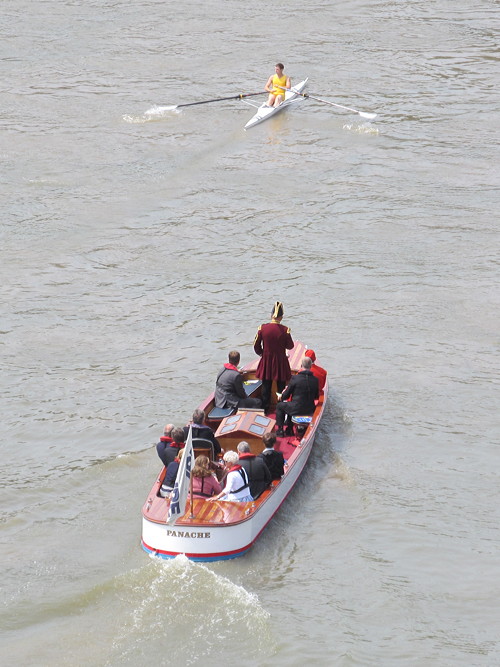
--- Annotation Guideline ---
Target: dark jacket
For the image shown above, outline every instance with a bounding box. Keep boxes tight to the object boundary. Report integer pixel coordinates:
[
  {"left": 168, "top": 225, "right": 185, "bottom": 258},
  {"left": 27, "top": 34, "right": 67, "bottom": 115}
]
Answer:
[
  {"left": 259, "top": 449, "right": 285, "bottom": 480},
  {"left": 164, "top": 460, "right": 180, "bottom": 487},
  {"left": 156, "top": 436, "right": 177, "bottom": 467},
  {"left": 238, "top": 452, "right": 271, "bottom": 499},
  {"left": 183, "top": 424, "right": 221, "bottom": 456},
  {"left": 214, "top": 364, "right": 247, "bottom": 409},
  {"left": 159, "top": 459, "right": 180, "bottom": 497},
  {"left": 281, "top": 370, "right": 319, "bottom": 414},
  {"left": 157, "top": 441, "right": 183, "bottom": 468}
]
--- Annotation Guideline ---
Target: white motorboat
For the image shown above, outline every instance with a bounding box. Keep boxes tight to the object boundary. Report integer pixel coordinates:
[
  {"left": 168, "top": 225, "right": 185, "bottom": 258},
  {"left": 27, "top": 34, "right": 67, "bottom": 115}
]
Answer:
[{"left": 141, "top": 339, "right": 327, "bottom": 561}]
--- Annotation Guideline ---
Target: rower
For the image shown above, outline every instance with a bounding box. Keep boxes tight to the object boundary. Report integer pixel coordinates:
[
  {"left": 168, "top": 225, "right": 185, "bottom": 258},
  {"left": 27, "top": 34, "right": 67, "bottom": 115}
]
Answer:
[{"left": 265, "top": 63, "right": 291, "bottom": 107}]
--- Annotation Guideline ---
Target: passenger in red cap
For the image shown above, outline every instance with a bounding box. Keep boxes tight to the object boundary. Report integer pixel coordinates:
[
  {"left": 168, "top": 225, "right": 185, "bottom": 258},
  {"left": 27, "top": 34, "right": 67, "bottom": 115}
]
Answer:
[
  {"left": 304, "top": 349, "right": 327, "bottom": 392},
  {"left": 253, "top": 301, "right": 294, "bottom": 412}
]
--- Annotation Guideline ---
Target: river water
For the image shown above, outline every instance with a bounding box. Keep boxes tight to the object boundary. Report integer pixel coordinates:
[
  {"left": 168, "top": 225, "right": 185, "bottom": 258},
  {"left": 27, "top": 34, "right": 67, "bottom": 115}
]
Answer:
[{"left": 1, "top": 0, "right": 499, "bottom": 664}]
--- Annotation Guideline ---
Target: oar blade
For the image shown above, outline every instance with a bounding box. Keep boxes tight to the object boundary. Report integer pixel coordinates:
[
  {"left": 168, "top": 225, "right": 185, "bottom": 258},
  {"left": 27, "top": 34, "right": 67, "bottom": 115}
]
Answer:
[{"left": 359, "top": 111, "right": 377, "bottom": 120}]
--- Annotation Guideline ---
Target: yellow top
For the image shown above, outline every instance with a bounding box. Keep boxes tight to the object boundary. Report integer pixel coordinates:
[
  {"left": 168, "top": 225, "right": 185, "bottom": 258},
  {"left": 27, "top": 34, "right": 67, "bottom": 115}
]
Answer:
[{"left": 271, "top": 73, "right": 288, "bottom": 96}]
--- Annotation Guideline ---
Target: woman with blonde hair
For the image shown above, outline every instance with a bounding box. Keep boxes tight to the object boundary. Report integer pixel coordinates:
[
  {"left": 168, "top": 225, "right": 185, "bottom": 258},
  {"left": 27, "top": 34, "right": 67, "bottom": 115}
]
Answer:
[{"left": 190, "top": 455, "right": 222, "bottom": 499}]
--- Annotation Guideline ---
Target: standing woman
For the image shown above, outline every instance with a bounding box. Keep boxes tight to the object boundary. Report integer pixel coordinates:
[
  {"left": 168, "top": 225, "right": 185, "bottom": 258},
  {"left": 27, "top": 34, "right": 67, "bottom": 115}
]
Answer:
[
  {"left": 253, "top": 301, "right": 294, "bottom": 413},
  {"left": 265, "top": 63, "right": 291, "bottom": 107},
  {"left": 190, "top": 455, "right": 222, "bottom": 499}
]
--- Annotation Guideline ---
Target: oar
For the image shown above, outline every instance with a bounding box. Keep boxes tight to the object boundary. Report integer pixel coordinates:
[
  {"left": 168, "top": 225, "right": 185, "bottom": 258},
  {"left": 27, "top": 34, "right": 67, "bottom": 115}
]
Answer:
[
  {"left": 278, "top": 86, "right": 377, "bottom": 120},
  {"left": 159, "top": 91, "right": 267, "bottom": 111}
]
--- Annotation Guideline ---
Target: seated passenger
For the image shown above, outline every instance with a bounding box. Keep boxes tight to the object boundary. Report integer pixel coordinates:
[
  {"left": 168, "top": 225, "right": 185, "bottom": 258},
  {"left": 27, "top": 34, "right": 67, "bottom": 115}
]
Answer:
[
  {"left": 159, "top": 427, "right": 185, "bottom": 468},
  {"left": 275, "top": 357, "right": 319, "bottom": 437},
  {"left": 208, "top": 451, "right": 253, "bottom": 502},
  {"left": 214, "top": 350, "right": 262, "bottom": 410},
  {"left": 304, "top": 349, "right": 327, "bottom": 392},
  {"left": 184, "top": 409, "right": 222, "bottom": 456},
  {"left": 190, "top": 455, "right": 223, "bottom": 499},
  {"left": 258, "top": 433, "right": 285, "bottom": 480},
  {"left": 156, "top": 423, "right": 174, "bottom": 466},
  {"left": 237, "top": 441, "right": 271, "bottom": 499},
  {"left": 159, "top": 448, "right": 185, "bottom": 498}
]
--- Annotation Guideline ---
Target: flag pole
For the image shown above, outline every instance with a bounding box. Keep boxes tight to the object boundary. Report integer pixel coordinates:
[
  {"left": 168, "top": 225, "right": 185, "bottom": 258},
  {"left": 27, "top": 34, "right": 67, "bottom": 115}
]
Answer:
[
  {"left": 189, "top": 461, "right": 194, "bottom": 519},
  {"left": 166, "top": 425, "right": 194, "bottom": 525}
]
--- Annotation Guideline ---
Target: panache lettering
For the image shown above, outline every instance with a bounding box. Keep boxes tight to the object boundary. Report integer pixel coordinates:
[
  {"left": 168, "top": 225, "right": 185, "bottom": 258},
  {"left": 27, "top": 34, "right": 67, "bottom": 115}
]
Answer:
[{"left": 166, "top": 530, "right": 211, "bottom": 539}]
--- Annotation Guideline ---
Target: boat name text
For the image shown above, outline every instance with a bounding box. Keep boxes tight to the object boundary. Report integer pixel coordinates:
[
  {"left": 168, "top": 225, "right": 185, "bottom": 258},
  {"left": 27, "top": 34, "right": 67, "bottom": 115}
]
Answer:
[{"left": 166, "top": 530, "right": 211, "bottom": 539}]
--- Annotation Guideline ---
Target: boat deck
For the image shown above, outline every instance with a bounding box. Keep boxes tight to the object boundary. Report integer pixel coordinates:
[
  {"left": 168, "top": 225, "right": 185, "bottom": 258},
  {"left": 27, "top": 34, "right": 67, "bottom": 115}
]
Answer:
[{"left": 142, "top": 397, "right": 324, "bottom": 528}]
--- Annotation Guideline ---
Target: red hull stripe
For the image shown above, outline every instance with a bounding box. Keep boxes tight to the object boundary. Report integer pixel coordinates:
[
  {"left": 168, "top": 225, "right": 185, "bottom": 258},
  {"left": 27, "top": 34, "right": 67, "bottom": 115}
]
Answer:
[{"left": 142, "top": 538, "right": 252, "bottom": 560}]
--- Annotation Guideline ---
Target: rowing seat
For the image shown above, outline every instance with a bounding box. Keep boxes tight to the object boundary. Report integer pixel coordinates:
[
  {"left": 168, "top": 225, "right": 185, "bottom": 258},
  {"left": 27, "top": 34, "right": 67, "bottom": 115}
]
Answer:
[{"left": 207, "top": 406, "right": 235, "bottom": 420}]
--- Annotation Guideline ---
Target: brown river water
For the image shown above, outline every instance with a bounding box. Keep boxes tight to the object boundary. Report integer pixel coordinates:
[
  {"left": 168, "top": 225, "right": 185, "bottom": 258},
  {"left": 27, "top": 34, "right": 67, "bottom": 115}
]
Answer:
[{"left": 1, "top": 0, "right": 499, "bottom": 664}]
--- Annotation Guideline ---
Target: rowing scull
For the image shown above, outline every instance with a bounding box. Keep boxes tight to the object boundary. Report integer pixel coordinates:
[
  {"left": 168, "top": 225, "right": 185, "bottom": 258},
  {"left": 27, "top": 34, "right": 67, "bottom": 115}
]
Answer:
[{"left": 244, "top": 78, "right": 308, "bottom": 130}]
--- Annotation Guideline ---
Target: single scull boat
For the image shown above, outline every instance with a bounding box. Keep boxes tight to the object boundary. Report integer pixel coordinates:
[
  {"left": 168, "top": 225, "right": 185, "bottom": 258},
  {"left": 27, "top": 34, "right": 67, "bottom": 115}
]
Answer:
[{"left": 244, "top": 78, "right": 308, "bottom": 130}]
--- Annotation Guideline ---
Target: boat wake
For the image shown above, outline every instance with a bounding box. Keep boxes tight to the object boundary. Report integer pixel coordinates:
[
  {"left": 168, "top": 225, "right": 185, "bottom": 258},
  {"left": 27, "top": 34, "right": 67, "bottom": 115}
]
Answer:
[
  {"left": 144, "top": 105, "right": 182, "bottom": 117},
  {"left": 122, "top": 106, "right": 181, "bottom": 124},
  {"left": 107, "top": 556, "right": 274, "bottom": 664},
  {"left": 343, "top": 122, "right": 380, "bottom": 134},
  {"left": 330, "top": 452, "right": 355, "bottom": 484}
]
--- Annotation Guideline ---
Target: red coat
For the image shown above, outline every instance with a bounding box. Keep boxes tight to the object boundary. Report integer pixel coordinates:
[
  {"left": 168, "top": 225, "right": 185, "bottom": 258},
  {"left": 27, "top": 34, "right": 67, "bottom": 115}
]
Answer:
[
  {"left": 254, "top": 321, "right": 294, "bottom": 382},
  {"left": 311, "top": 363, "right": 327, "bottom": 391}
]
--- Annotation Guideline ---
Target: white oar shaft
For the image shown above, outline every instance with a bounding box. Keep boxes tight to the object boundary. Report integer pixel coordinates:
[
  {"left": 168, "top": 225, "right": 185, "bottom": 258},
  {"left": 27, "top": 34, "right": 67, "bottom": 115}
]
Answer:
[
  {"left": 313, "top": 97, "right": 376, "bottom": 119},
  {"left": 278, "top": 86, "right": 376, "bottom": 119}
]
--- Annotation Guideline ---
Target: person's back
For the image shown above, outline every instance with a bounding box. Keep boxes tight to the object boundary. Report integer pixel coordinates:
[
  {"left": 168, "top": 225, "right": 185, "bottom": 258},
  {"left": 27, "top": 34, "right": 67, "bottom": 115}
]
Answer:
[
  {"left": 191, "top": 474, "right": 222, "bottom": 498},
  {"left": 253, "top": 301, "right": 294, "bottom": 411},
  {"left": 254, "top": 316, "right": 294, "bottom": 382},
  {"left": 156, "top": 424, "right": 175, "bottom": 467},
  {"left": 260, "top": 449, "right": 285, "bottom": 480},
  {"left": 282, "top": 367, "right": 319, "bottom": 414},
  {"left": 304, "top": 349, "right": 327, "bottom": 392},
  {"left": 276, "top": 358, "right": 319, "bottom": 436},
  {"left": 214, "top": 350, "right": 261, "bottom": 410},
  {"left": 215, "top": 363, "right": 242, "bottom": 408},
  {"left": 237, "top": 442, "right": 271, "bottom": 499},
  {"left": 258, "top": 433, "right": 284, "bottom": 480},
  {"left": 190, "top": 455, "right": 223, "bottom": 498},
  {"left": 311, "top": 363, "right": 327, "bottom": 392},
  {"left": 159, "top": 448, "right": 185, "bottom": 498},
  {"left": 207, "top": 450, "right": 253, "bottom": 503},
  {"left": 161, "top": 427, "right": 185, "bottom": 467},
  {"left": 184, "top": 409, "right": 222, "bottom": 456}
]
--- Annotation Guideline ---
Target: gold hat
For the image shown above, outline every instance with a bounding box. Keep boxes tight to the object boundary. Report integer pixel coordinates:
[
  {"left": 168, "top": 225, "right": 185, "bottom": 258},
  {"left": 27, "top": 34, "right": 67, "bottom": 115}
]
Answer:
[{"left": 272, "top": 301, "right": 284, "bottom": 319}]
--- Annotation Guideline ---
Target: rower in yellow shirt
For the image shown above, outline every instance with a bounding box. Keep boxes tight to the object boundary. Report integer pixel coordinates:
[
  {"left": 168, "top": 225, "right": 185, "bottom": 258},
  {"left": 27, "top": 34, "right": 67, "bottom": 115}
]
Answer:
[{"left": 265, "top": 63, "right": 291, "bottom": 107}]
